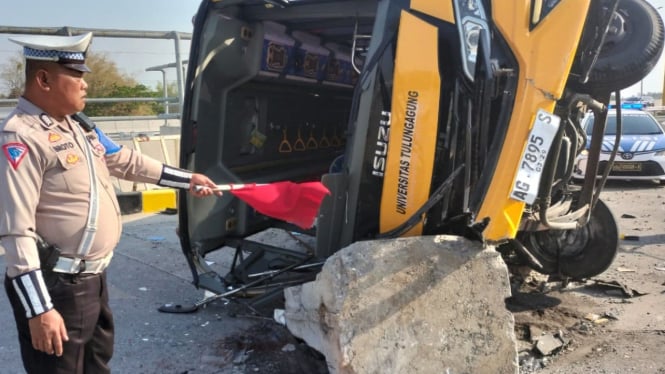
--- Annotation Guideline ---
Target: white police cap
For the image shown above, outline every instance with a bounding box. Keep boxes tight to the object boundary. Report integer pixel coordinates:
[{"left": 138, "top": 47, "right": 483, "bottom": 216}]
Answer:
[{"left": 9, "top": 32, "right": 93, "bottom": 73}]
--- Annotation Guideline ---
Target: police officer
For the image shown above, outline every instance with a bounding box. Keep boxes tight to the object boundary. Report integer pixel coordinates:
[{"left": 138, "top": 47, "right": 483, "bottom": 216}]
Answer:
[{"left": 0, "top": 32, "right": 219, "bottom": 373}]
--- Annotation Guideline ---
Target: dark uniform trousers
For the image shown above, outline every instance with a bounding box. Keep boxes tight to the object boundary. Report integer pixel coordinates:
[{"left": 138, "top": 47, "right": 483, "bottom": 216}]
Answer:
[{"left": 4, "top": 271, "right": 114, "bottom": 374}]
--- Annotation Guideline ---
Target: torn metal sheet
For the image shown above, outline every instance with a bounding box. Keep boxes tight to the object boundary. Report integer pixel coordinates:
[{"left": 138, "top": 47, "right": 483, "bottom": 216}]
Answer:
[{"left": 591, "top": 279, "right": 649, "bottom": 298}]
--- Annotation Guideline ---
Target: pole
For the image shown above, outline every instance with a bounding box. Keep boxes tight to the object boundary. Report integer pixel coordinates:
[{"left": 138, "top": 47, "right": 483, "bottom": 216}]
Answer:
[{"left": 173, "top": 31, "right": 185, "bottom": 114}]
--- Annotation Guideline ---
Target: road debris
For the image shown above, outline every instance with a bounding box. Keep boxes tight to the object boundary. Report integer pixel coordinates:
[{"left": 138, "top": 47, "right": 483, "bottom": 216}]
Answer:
[
  {"left": 584, "top": 313, "right": 610, "bottom": 325},
  {"left": 534, "top": 332, "right": 567, "bottom": 356},
  {"left": 591, "top": 279, "right": 648, "bottom": 298},
  {"left": 620, "top": 234, "right": 640, "bottom": 241},
  {"left": 273, "top": 309, "right": 286, "bottom": 326}
]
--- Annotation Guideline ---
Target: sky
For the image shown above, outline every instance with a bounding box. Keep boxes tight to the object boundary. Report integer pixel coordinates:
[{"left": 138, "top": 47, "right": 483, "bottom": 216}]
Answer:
[
  {"left": 1, "top": 0, "right": 665, "bottom": 96},
  {"left": 0, "top": 0, "right": 202, "bottom": 90}
]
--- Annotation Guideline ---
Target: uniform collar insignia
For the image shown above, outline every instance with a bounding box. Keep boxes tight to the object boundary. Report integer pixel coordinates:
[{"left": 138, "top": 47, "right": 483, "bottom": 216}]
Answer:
[
  {"left": 2, "top": 142, "right": 29, "bottom": 170},
  {"left": 39, "top": 113, "right": 56, "bottom": 129},
  {"left": 48, "top": 132, "right": 62, "bottom": 142}
]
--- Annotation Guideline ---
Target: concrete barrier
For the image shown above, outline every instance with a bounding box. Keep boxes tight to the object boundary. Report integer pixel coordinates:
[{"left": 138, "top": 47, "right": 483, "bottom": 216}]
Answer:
[
  {"left": 116, "top": 189, "right": 178, "bottom": 215},
  {"left": 284, "top": 235, "right": 518, "bottom": 374},
  {"left": 107, "top": 126, "right": 182, "bottom": 215}
]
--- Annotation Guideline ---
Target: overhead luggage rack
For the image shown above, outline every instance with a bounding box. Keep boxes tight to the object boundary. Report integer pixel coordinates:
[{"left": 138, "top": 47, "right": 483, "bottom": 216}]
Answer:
[{"left": 257, "top": 20, "right": 359, "bottom": 88}]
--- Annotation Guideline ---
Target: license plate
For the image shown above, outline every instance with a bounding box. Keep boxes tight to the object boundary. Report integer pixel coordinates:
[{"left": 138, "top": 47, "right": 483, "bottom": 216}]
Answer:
[
  {"left": 612, "top": 162, "right": 641, "bottom": 172},
  {"left": 510, "top": 110, "right": 561, "bottom": 204}
]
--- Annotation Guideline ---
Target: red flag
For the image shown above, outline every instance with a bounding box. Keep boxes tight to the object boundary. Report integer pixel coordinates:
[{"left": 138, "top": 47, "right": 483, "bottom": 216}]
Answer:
[{"left": 222, "top": 182, "right": 330, "bottom": 229}]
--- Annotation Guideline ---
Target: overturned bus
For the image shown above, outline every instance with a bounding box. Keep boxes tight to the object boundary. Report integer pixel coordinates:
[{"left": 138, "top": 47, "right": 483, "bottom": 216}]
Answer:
[{"left": 173, "top": 0, "right": 664, "bottom": 307}]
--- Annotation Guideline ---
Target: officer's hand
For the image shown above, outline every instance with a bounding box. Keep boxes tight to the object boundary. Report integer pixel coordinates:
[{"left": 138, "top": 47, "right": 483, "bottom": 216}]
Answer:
[
  {"left": 189, "top": 173, "right": 222, "bottom": 197},
  {"left": 28, "top": 309, "right": 69, "bottom": 356}
]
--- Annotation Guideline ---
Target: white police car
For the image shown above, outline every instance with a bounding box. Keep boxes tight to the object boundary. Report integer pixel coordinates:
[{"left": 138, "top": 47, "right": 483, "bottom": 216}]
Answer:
[{"left": 574, "top": 109, "right": 665, "bottom": 184}]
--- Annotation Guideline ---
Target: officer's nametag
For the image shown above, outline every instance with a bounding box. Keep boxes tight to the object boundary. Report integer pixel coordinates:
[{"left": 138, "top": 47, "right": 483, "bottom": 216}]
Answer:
[{"left": 510, "top": 109, "right": 561, "bottom": 205}]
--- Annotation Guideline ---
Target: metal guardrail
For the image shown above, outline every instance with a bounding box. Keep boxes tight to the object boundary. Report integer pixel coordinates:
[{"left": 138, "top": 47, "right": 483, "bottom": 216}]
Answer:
[
  {"left": 0, "top": 98, "right": 180, "bottom": 123},
  {"left": 0, "top": 26, "right": 190, "bottom": 126},
  {"left": 0, "top": 26, "right": 191, "bottom": 108},
  {"left": 644, "top": 106, "right": 665, "bottom": 123},
  {"left": 645, "top": 106, "right": 665, "bottom": 113}
]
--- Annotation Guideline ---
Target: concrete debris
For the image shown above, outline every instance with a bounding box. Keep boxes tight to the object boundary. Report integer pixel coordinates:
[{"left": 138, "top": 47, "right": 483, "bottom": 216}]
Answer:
[
  {"left": 283, "top": 235, "right": 517, "bottom": 374},
  {"left": 534, "top": 334, "right": 564, "bottom": 356},
  {"left": 273, "top": 309, "right": 286, "bottom": 326},
  {"left": 521, "top": 269, "right": 550, "bottom": 288},
  {"left": 584, "top": 313, "right": 601, "bottom": 322},
  {"left": 519, "top": 353, "right": 548, "bottom": 372},
  {"left": 529, "top": 325, "right": 545, "bottom": 343},
  {"left": 602, "top": 311, "right": 619, "bottom": 320},
  {"left": 574, "top": 321, "right": 594, "bottom": 334}
]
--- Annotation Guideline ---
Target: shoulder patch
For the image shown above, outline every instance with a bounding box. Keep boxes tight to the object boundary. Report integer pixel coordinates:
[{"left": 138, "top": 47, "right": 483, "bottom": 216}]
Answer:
[{"left": 2, "top": 142, "right": 29, "bottom": 170}]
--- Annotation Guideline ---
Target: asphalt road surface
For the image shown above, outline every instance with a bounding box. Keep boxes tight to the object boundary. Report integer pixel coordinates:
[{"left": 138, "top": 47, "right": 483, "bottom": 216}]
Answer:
[{"left": 0, "top": 213, "right": 264, "bottom": 374}]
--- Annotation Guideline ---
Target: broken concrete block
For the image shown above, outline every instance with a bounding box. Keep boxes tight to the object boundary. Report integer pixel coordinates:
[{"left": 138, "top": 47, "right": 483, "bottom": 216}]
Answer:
[
  {"left": 529, "top": 325, "right": 545, "bottom": 343},
  {"left": 534, "top": 334, "right": 564, "bottom": 356},
  {"left": 284, "top": 235, "right": 517, "bottom": 374}
]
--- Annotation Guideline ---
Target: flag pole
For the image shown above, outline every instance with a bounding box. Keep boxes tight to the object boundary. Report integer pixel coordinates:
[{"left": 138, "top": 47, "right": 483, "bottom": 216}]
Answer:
[{"left": 194, "top": 183, "right": 266, "bottom": 192}]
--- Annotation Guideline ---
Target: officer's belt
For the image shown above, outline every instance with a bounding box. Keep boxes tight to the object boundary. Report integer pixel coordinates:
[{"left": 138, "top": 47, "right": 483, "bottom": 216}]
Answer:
[{"left": 52, "top": 252, "right": 113, "bottom": 274}]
